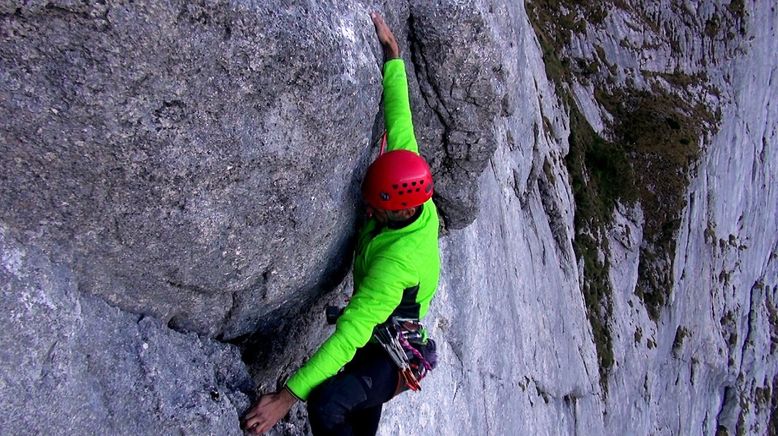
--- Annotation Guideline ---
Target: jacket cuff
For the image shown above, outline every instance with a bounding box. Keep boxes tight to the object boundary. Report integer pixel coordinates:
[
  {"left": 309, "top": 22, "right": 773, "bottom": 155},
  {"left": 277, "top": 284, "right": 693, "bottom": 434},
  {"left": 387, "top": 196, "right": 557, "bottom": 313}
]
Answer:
[
  {"left": 383, "top": 58, "right": 404, "bottom": 70},
  {"left": 285, "top": 376, "right": 310, "bottom": 402},
  {"left": 284, "top": 384, "right": 304, "bottom": 402}
]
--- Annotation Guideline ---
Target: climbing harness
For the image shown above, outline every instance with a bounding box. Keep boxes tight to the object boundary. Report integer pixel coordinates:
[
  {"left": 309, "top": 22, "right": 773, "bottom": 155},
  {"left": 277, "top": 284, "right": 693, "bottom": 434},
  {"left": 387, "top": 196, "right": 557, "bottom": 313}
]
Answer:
[
  {"left": 324, "top": 307, "right": 437, "bottom": 392},
  {"left": 373, "top": 317, "right": 436, "bottom": 392}
]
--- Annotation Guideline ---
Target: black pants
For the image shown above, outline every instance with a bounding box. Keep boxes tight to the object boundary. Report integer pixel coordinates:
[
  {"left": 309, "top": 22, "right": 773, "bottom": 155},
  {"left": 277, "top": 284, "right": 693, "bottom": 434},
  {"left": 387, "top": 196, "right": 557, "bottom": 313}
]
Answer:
[{"left": 307, "top": 343, "right": 398, "bottom": 436}]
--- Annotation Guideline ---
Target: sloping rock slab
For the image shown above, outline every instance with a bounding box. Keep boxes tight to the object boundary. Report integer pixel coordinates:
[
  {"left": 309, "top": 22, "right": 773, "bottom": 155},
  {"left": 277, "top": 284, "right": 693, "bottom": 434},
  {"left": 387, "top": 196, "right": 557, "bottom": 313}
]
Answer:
[{"left": 0, "top": 224, "right": 253, "bottom": 435}]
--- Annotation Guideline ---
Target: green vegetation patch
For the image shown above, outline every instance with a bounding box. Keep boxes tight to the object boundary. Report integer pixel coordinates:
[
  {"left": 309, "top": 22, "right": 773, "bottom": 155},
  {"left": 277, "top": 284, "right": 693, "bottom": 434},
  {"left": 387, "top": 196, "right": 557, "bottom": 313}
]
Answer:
[
  {"left": 727, "top": 0, "right": 748, "bottom": 35},
  {"left": 527, "top": 0, "right": 638, "bottom": 396},
  {"left": 766, "top": 297, "right": 778, "bottom": 354},
  {"left": 595, "top": 86, "right": 715, "bottom": 320},
  {"left": 755, "top": 384, "right": 772, "bottom": 411},
  {"left": 527, "top": 0, "right": 720, "bottom": 393},
  {"left": 567, "top": 105, "right": 638, "bottom": 223},
  {"left": 526, "top": 2, "right": 570, "bottom": 88},
  {"left": 566, "top": 103, "right": 642, "bottom": 388},
  {"left": 672, "top": 325, "right": 691, "bottom": 354}
]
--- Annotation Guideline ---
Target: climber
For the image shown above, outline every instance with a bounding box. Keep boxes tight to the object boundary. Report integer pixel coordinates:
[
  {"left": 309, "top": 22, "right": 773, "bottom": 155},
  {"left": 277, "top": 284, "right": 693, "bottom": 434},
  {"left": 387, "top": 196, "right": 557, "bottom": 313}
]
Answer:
[{"left": 241, "top": 11, "right": 442, "bottom": 436}]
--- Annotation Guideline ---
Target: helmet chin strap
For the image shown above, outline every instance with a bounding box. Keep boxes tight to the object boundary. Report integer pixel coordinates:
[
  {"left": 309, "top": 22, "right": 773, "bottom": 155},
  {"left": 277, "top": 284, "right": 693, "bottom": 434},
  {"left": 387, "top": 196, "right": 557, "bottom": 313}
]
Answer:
[
  {"left": 379, "top": 131, "right": 387, "bottom": 156},
  {"left": 366, "top": 132, "right": 387, "bottom": 219}
]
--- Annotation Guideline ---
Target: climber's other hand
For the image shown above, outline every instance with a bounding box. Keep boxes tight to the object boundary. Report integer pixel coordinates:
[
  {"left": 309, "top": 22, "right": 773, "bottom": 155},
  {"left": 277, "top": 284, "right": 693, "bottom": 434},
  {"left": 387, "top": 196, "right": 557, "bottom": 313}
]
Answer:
[
  {"left": 242, "top": 389, "right": 297, "bottom": 434},
  {"left": 371, "top": 12, "right": 400, "bottom": 59}
]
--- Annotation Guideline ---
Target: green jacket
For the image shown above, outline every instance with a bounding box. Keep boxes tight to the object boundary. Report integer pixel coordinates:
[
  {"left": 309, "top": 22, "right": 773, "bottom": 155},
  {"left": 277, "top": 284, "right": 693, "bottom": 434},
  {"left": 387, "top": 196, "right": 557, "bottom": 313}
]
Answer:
[{"left": 285, "top": 59, "right": 441, "bottom": 401}]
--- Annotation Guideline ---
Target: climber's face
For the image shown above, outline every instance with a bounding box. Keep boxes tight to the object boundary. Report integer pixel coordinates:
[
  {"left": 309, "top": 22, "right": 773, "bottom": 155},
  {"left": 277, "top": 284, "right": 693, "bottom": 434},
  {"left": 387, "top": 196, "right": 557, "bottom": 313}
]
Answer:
[{"left": 372, "top": 207, "right": 417, "bottom": 224}]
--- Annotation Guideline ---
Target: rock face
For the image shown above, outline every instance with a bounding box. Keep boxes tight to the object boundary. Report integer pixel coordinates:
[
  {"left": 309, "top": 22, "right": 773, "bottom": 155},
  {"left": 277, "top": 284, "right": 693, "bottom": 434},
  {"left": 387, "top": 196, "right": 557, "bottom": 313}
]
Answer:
[
  {"left": 0, "top": 0, "right": 383, "bottom": 339},
  {"left": 0, "top": 0, "right": 506, "bottom": 340},
  {"left": 384, "top": 0, "right": 778, "bottom": 435},
  {"left": 1, "top": 0, "right": 776, "bottom": 435},
  {"left": 0, "top": 224, "right": 254, "bottom": 434},
  {"left": 405, "top": 0, "right": 507, "bottom": 230}
]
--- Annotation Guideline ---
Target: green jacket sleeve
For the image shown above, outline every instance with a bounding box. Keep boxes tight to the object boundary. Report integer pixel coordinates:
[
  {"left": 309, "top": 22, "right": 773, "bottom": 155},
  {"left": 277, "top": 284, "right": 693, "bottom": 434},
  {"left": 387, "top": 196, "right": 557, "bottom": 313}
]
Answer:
[
  {"left": 285, "top": 255, "right": 418, "bottom": 401},
  {"left": 382, "top": 59, "right": 419, "bottom": 154}
]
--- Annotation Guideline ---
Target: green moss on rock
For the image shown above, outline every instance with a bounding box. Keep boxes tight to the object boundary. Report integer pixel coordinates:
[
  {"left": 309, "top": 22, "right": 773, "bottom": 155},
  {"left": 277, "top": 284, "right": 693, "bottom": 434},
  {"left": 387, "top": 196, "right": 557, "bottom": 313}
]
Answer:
[
  {"left": 672, "top": 325, "right": 691, "bottom": 354},
  {"left": 528, "top": 0, "right": 721, "bottom": 393},
  {"left": 597, "top": 86, "right": 714, "bottom": 320}
]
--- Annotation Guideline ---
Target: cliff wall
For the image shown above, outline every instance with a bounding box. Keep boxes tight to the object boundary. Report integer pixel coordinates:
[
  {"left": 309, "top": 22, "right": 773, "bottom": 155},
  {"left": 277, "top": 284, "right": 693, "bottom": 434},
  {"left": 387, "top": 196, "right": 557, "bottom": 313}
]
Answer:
[{"left": 1, "top": 0, "right": 775, "bottom": 434}]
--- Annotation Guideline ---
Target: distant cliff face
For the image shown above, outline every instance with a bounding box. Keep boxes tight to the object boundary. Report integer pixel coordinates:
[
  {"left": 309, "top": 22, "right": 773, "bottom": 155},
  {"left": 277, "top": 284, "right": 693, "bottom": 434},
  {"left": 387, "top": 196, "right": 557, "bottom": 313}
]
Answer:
[
  {"left": 1, "top": 0, "right": 776, "bottom": 435},
  {"left": 383, "top": 1, "right": 778, "bottom": 435},
  {"left": 523, "top": 1, "right": 778, "bottom": 434}
]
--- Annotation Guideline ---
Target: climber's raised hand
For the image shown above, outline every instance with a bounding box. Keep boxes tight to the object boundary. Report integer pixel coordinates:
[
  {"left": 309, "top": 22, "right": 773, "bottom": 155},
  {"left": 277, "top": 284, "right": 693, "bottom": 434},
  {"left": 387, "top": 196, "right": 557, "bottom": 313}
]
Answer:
[
  {"left": 242, "top": 389, "right": 297, "bottom": 434},
  {"left": 371, "top": 12, "right": 400, "bottom": 60}
]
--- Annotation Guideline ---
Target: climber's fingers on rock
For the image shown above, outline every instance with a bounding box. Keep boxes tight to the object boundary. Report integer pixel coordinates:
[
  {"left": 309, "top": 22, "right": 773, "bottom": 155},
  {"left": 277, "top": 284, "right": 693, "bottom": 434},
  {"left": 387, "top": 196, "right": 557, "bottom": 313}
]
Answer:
[
  {"left": 241, "top": 414, "right": 257, "bottom": 431},
  {"left": 370, "top": 11, "right": 385, "bottom": 33},
  {"left": 243, "top": 411, "right": 274, "bottom": 434},
  {"left": 243, "top": 414, "right": 266, "bottom": 434},
  {"left": 242, "top": 390, "right": 295, "bottom": 434},
  {"left": 370, "top": 12, "right": 400, "bottom": 58},
  {"left": 370, "top": 13, "right": 392, "bottom": 44},
  {"left": 241, "top": 404, "right": 265, "bottom": 433}
]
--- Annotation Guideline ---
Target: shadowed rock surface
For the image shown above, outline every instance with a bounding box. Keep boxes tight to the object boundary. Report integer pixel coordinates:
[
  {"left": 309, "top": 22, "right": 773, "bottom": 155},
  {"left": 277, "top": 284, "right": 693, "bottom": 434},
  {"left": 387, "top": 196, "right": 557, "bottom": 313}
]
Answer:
[
  {"left": 1, "top": 0, "right": 776, "bottom": 435},
  {"left": 0, "top": 224, "right": 254, "bottom": 434}
]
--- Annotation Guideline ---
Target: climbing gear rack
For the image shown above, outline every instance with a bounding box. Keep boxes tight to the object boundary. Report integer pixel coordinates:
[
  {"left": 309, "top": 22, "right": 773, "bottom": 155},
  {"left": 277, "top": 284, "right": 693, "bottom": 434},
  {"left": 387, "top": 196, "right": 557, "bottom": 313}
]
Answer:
[{"left": 373, "top": 317, "right": 435, "bottom": 392}]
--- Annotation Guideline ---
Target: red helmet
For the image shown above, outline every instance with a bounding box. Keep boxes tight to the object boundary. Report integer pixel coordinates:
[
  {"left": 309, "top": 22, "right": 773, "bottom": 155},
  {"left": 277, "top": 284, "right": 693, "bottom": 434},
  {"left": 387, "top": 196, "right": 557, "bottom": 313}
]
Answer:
[{"left": 362, "top": 150, "right": 434, "bottom": 211}]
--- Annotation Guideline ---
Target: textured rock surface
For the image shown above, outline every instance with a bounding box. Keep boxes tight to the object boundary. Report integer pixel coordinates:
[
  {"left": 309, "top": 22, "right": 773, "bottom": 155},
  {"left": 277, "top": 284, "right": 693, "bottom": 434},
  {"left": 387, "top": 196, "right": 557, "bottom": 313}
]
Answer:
[
  {"left": 0, "top": 0, "right": 383, "bottom": 338},
  {"left": 382, "top": 1, "right": 778, "bottom": 435},
  {"left": 0, "top": 224, "right": 254, "bottom": 435},
  {"left": 1, "top": 0, "right": 776, "bottom": 435},
  {"left": 1, "top": 0, "right": 508, "bottom": 433},
  {"left": 405, "top": 0, "right": 507, "bottom": 229},
  {"left": 0, "top": 0, "right": 505, "bottom": 340}
]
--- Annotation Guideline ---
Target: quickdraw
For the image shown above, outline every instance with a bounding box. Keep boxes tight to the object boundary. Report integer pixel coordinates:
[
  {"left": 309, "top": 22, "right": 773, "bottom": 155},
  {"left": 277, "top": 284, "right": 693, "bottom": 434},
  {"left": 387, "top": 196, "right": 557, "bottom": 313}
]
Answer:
[{"left": 373, "top": 317, "right": 434, "bottom": 392}]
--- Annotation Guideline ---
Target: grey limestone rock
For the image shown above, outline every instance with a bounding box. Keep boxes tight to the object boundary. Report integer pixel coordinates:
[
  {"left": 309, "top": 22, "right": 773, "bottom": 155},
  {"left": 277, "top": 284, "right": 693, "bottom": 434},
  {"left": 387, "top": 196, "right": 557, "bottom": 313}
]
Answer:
[
  {"left": 0, "top": 223, "right": 254, "bottom": 435},
  {"left": 0, "top": 0, "right": 508, "bottom": 341},
  {"left": 0, "top": 0, "right": 511, "bottom": 433},
  {"left": 0, "top": 0, "right": 382, "bottom": 339},
  {"left": 2, "top": 0, "right": 777, "bottom": 434},
  {"left": 406, "top": 0, "right": 508, "bottom": 230}
]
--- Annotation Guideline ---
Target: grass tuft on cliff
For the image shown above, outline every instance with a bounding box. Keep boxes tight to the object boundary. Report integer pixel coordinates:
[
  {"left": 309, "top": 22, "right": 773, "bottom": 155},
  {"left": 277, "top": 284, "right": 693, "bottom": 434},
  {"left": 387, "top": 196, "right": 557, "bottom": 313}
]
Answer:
[{"left": 527, "top": 0, "right": 721, "bottom": 394}]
